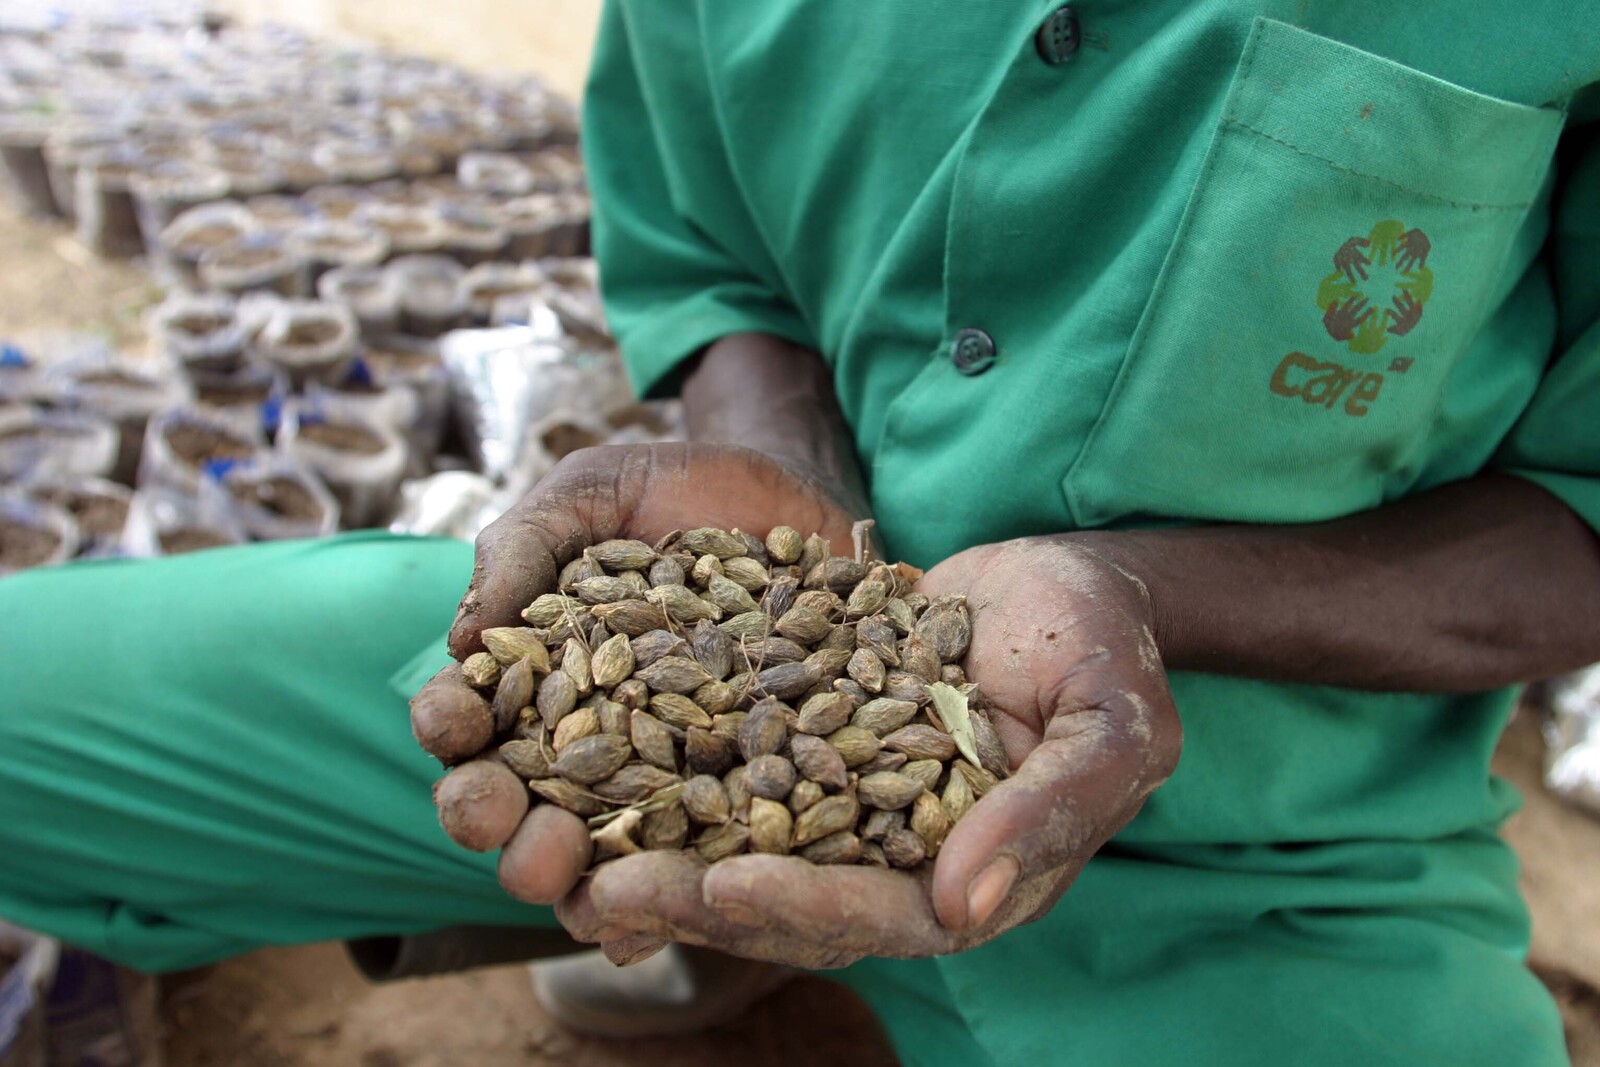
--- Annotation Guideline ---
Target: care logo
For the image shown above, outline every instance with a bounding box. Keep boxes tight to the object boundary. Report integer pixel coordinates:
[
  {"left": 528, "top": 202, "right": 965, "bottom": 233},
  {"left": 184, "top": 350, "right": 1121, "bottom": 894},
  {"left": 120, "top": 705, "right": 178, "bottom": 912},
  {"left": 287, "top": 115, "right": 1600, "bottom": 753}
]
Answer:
[{"left": 1269, "top": 219, "right": 1434, "bottom": 418}]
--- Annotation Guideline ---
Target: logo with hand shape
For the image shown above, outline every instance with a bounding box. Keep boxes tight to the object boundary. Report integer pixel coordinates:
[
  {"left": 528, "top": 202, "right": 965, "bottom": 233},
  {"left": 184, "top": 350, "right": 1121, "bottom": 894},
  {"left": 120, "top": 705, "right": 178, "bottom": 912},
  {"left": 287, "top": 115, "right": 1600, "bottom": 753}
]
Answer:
[{"left": 1315, "top": 219, "right": 1433, "bottom": 356}]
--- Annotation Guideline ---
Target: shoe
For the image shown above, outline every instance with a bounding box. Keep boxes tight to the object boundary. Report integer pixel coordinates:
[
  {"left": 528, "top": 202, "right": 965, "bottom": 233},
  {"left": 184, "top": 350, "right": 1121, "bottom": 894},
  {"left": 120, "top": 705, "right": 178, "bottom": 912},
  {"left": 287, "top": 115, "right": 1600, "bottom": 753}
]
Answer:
[{"left": 532, "top": 945, "right": 794, "bottom": 1038}]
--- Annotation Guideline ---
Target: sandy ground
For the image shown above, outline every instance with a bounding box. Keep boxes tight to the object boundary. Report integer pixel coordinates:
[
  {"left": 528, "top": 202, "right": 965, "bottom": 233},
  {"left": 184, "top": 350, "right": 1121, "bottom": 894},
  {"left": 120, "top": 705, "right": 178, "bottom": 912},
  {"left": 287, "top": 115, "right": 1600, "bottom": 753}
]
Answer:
[{"left": 2, "top": 199, "right": 1598, "bottom": 1064}]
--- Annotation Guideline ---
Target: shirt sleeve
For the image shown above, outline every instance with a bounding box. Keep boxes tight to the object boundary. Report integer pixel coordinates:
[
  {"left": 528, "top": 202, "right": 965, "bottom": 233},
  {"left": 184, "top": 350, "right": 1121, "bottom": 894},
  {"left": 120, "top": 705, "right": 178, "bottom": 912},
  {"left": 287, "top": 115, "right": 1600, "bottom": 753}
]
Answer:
[
  {"left": 581, "top": 2, "right": 815, "bottom": 399},
  {"left": 1495, "top": 96, "right": 1600, "bottom": 531}
]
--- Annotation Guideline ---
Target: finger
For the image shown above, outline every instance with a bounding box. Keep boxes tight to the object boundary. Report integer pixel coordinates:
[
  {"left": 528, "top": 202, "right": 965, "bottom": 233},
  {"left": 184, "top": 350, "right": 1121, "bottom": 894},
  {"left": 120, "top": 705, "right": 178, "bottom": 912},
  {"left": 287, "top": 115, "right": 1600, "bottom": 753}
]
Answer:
[
  {"left": 497, "top": 802, "right": 593, "bottom": 903},
  {"left": 411, "top": 665, "right": 494, "bottom": 764},
  {"left": 931, "top": 694, "right": 1178, "bottom": 932},
  {"left": 572, "top": 851, "right": 863, "bottom": 968},
  {"left": 433, "top": 759, "right": 529, "bottom": 852},
  {"left": 702, "top": 855, "right": 954, "bottom": 958}
]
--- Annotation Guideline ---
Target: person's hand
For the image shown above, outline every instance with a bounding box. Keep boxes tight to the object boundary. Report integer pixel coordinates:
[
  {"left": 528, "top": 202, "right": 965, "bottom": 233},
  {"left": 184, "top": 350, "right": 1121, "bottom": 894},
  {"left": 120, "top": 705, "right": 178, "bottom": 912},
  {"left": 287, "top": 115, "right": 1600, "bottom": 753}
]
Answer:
[
  {"left": 556, "top": 536, "right": 1182, "bottom": 968},
  {"left": 411, "top": 442, "right": 860, "bottom": 911}
]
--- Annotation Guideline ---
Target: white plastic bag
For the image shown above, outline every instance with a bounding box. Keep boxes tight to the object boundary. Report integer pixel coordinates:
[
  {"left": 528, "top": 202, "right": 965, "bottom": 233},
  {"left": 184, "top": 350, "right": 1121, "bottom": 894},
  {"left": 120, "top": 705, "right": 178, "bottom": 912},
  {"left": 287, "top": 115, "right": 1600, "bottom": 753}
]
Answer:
[{"left": 279, "top": 400, "right": 406, "bottom": 528}]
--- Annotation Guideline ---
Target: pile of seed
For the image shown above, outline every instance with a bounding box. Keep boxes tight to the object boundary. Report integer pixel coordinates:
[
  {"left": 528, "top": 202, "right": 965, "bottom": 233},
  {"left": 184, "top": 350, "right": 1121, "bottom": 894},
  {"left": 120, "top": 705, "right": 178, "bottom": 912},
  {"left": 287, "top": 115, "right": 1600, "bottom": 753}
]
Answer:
[{"left": 421, "top": 525, "right": 1009, "bottom": 869}]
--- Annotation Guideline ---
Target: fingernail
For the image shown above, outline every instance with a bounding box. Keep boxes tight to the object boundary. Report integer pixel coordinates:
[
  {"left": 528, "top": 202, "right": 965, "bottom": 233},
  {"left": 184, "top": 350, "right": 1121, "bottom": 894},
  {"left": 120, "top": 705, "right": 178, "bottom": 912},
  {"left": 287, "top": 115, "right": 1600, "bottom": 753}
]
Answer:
[
  {"left": 708, "top": 899, "right": 761, "bottom": 927},
  {"left": 966, "top": 856, "right": 1019, "bottom": 928},
  {"left": 605, "top": 937, "right": 667, "bottom": 967}
]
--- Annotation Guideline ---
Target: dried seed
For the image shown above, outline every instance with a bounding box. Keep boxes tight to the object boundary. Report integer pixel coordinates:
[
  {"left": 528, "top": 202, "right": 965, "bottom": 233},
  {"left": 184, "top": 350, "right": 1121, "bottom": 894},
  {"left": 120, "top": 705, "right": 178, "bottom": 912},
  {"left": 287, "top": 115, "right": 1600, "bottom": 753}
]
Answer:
[
  {"left": 530, "top": 777, "right": 609, "bottom": 817},
  {"left": 799, "top": 533, "right": 830, "bottom": 575},
  {"left": 861, "top": 841, "right": 889, "bottom": 867},
  {"left": 743, "top": 636, "right": 809, "bottom": 667},
  {"left": 882, "top": 828, "right": 927, "bottom": 869},
  {"left": 648, "top": 555, "right": 686, "bottom": 587},
  {"left": 630, "top": 711, "right": 679, "bottom": 771},
  {"left": 940, "top": 664, "right": 968, "bottom": 687},
  {"left": 775, "top": 605, "right": 833, "bottom": 645},
  {"left": 902, "top": 592, "right": 930, "bottom": 614},
  {"left": 852, "top": 697, "right": 918, "bottom": 737},
  {"left": 685, "top": 727, "right": 736, "bottom": 776},
  {"left": 597, "top": 700, "right": 630, "bottom": 736},
  {"left": 552, "top": 705, "right": 600, "bottom": 752},
  {"left": 614, "top": 677, "right": 650, "bottom": 710},
  {"left": 789, "top": 733, "right": 850, "bottom": 791},
  {"left": 901, "top": 759, "right": 945, "bottom": 792},
  {"left": 856, "top": 617, "right": 901, "bottom": 668},
  {"left": 914, "top": 594, "right": 971, "bottom": 662},
  {"left": 593, "top": 764, "right": 680, "bottom": 804},
  {"left": 523, "top": 593, "right": 583, "bottom": 627},
  {"left": 631, "top": 629, "right": 689, "bottom": 669},
  {"left": 718, "top": 610, "right": 773, "bottom": 640},
  {"left": 883, "top": 724, "right": 958, "bottom": 761},
  {"left": 649, "top": 692, "right": 713, "bottom": 731},
  {"left": 591, "top": 538, "right": 658, "bottom": 571},
  {"left": 844, "top": 579, "right": 889, "bottom": 619},
  {"left": 970, "top": 707, "right": 1010, "bottom": 779},
  {"left": 883, "top": 597, "right": 918, "bottom": 636},
  {"left": 832, "top": 678, "right": 870, "bottom": 708},
  {"left": 486, "top": 656, "right": 532, "bottom": 735},
  {"left": 654, "top": 529, "right": 684, "bottom": 553},
  {"left": 721, "top": 555, "right": 770, "bottom": 591},
  {"left": 797, "top": 691, "right": 854, "bottom": 735},
  {"left": 693, "top": 679, "right": 737, "bottom": 715},
  {"left": 591, "top": 599, "right": 671, "bottom": 636},
  {"left": 590, "top": 620, "right": 613, "bottom": 647},
  {"left": 800, "top": 830, "right": 861, "bottom": 865},
  {"left": 691, "top": 553, "right": 724, "bottom": 586},
  {"left": 954, "top": 759, "right": 999, "bottom": 797},
  {"left": 711, "top": 712, "right": 747, "bottom": 741},
  {"left": 747, "top": 754, "right": 798, "bottom": 800},
  {"left": 788, "top": 778, "right": 824, "bottom": 815},
  {"left": 552, "top": 733, "right": 633, "bottom": 784},
  {"left": 724, "top": 765, "right": 753, "bottom": 822},
  {"left": 760, "top": 575, "right": 801, "bottom": 619},
  {"left": 641, "top": 801, "right": 689, "bottom": 850},
  {"left": 635, "top": 656, "right": 714, "bottom": 694},
  {"left": 695, "top": 820, "right": 749, "bottom": 861},
  {"left": 733, "top": 530, "right": 769, "bottom": 565},
  {"left": 572, "top": 576, "right": 638, "bottom": 605},
  {"left": 646, "top": 584, "right": 722, "bottom": 623},
  {"left": 544, "top": 612, "right": 588, "bottom": 647},
  {"left": 590, "top": 633, "right": 635, "bottom": 689},
  {"left": 900, "top": 635, "right": 941, "bottom": 685},
  {"left": 806, "top": 648, "right": 853, "bottom": 680},
  {"left": 943, "top": 765, "right": 975, "bottom": 821},
  {"left": 461, "top": 651, "right": 501, "bottom": 689},
  {"left": 820, "top": 624, "right": 857, "bottom": 653},
  {"left": 794, "top": 589, "right": 844, "bottom": 618},
  {"left": 858, "top": 771, "right": 924, "bottom": 811},
  {"left": 805, "top": 557, "right": 867, "bottom": 594},
  {"left": 910, "top": 791, "right": 950, "bottom": 856},
  {"left": 690, "top": 619, "right": 736, "bottom": 679},
  {"left": 738, "top": 697, "right": 789, "bottom": 761},
  {"left": 749, "top": 797, "right": 794, "bottom": 854},
  {"left": 481, "top": 627, "right": 553, "bottom": 672},
  {"left": 536, "top": 670, "right": 578, "bottom": 729},
  {"left": 682, "top": 774, "right": 732, "bottom": 825},
  {"left": 765, "top": 525, "right": 803, "bottom": 564},
  {"left": 862, "top": 809, "right": 906, "bottom": 842},
  {"left": 882, "top": 671, "right": 931, "bottom": 705},
  {"left": 754, "top": 661, "right": 823, "bottom": 701},
  {"left": 826, "top": 725, "right": 882, "bottom": 768},
  {"left": 561, "top": 638, "right": 593, "bottom": 696},
  {"left": 792, "top": 793, "right": 859, "bottom": 846},
  {"left": 559, "top": 555, "right": 600, "bottom": 590},
  {"left": 499, "top": 738, "right": 551, "bottom": 779},
  {"left": 847, "top": 648, "right": 886, "bottom": 693},
  {"left": 681, "top": 527, "right": 747, "bottom": 559},
  {"left": 856, "top": 750, "right": 908, "bottom": 774}
]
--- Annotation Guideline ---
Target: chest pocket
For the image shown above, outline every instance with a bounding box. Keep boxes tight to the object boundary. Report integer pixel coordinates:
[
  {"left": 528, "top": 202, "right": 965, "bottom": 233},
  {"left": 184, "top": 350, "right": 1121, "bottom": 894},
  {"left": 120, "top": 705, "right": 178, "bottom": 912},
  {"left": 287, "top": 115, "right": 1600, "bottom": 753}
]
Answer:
[{"left": 1064, "top": 17, "right": 1565, "bottom": 527}]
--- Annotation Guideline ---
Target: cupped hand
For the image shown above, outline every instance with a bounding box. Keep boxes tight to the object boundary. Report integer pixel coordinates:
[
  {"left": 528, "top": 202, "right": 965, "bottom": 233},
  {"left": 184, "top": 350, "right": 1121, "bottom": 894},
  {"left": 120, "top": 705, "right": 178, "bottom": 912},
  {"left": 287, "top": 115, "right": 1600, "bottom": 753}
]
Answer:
[
  {"left": 557, "top": 536, "right": 1182, "bottom": 968},
  {"left": 411, "top": 442, "right": 859, "bottom": 914}
]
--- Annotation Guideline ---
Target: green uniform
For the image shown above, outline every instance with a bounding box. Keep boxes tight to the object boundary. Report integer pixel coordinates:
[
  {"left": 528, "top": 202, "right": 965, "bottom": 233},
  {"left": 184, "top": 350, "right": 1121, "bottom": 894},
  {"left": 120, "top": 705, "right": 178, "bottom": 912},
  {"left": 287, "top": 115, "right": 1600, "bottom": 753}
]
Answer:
[{"left": 4, "top": 2, "right": 1600, "bottom": 1063}]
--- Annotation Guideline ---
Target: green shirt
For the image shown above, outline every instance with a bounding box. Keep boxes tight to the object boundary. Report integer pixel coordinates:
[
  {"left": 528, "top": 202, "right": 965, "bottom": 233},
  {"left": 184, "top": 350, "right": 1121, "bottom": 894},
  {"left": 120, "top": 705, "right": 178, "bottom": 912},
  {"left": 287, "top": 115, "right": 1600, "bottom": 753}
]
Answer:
[{"left": 583, "top": 2, "right": 1600, "bottom": 849}]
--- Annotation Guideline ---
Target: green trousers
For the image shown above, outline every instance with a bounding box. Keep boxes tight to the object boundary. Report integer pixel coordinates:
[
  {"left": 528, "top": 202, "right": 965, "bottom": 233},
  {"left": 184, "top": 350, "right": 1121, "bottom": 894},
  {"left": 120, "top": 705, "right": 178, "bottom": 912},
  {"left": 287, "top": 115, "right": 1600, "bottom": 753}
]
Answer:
[{"left": 0, "top": 534, "right": 1568, "bottom": 1066}]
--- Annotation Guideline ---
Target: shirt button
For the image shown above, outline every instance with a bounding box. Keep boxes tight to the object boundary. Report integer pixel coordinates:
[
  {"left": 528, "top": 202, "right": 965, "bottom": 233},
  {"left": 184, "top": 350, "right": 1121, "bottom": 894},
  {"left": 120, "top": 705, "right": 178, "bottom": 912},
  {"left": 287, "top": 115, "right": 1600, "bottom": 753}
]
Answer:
[
  {"left": 1035, "top": 6, "right": 1082, "bottom": 65},
  {"left": 950, "top": 328, "right": 997, "bottom": 376}
]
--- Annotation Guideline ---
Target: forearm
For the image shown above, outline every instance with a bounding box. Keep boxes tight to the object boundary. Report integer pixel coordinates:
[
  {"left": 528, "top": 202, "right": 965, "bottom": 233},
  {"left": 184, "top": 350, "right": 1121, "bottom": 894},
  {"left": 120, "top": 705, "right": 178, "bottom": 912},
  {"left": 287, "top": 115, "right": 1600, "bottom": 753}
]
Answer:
[
  {"left": 680, "top": 332, "right": 871, "bottom": 517},
  {"left": 1077, "top": 473, "right": 1600, "bottom": 692}
]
